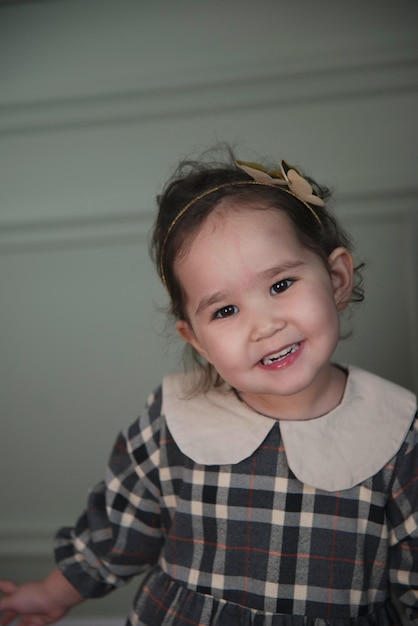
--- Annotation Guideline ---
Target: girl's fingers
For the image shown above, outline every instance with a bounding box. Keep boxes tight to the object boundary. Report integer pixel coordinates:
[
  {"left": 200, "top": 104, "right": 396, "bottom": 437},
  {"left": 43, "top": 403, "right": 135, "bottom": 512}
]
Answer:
[
  {"left": 2, "top": 613, "right": 48, "bottom": 626},
  {"left": 0, "top": 582, "right": 22, "bottom": 625},
  {"left": 21, "top": 616, "right": 44, "bottom": 626},
  {"left": 0, "top": 581, "right": 18, "bottom": 595},
  {"left": 1, "top": 609, "right": 17, "bottom": 626}
]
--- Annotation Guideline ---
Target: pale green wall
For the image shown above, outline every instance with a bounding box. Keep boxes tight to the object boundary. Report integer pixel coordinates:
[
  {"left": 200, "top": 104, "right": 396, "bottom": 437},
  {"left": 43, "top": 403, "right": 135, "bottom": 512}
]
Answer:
[{"left": 1, "top": 0, "right": 418, "bottom": 620}]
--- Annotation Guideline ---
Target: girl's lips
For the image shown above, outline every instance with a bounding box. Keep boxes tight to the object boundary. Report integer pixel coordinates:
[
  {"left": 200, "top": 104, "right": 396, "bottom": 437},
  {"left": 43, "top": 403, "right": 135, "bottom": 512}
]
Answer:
[{"left": 259, "top": 342, "right": 302, "bottom": 367}]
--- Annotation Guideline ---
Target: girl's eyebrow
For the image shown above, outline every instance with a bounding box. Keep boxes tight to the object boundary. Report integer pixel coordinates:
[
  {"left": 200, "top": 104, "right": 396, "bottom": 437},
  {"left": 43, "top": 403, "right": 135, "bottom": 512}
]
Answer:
[
  {"left": 262, "top": 260, "right": 306, "bottom": 279},
  {"left": 195, "top": 291, "right": 229, "bottom": 316},
  {"left": 194, "top": 260, "right": 306, "bottom": 316}
]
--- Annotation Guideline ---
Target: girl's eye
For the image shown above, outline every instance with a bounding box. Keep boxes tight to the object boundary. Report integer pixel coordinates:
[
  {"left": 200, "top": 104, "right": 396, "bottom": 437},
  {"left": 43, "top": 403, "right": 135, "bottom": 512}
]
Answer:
[
  {"left": 270, "top": 279, "right": 293, "bottom": 295},
  {"left": 214, "top": 305, "right": 238, "bottom": 319}
]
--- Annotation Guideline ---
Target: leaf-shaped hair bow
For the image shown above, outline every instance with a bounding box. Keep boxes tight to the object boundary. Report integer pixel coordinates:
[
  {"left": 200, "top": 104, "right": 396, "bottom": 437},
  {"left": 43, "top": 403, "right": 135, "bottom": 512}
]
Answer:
[{"left": 236, "top": 159, "right": 325, "bottom": 207}]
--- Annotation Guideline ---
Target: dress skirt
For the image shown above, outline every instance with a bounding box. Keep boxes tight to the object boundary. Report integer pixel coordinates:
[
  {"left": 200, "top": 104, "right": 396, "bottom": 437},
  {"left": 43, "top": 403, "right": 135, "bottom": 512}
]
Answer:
[{"left": 127, "top": 567, "right": 401, "bottom": 626}]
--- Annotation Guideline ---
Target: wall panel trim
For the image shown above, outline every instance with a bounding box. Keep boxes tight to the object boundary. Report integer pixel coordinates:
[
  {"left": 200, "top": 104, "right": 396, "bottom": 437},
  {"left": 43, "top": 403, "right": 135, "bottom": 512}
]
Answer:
[
  {"left": 1, "top": 190, "right": 417, "bottom": 254},
  {"left": 0, "top": 212, "right": 151, "bottom": 253},
  {"left": 0, "top": 525, "right": 56, "bottom": 557},
  {"left": 1, "top": 48, "right": 417, "bottom": 135}
]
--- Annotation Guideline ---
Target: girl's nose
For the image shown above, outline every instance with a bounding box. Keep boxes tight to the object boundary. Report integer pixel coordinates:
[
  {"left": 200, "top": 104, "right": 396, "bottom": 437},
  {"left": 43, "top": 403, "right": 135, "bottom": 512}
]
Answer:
[{"left": 250, "top": 311, "right": 286, "bottom": 342}]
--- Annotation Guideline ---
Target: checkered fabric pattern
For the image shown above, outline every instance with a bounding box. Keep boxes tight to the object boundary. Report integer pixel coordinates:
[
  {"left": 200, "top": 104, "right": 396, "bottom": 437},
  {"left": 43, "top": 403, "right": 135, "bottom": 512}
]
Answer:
[{"left": 55, "top": 385, "right": 418, "bottom": 625}]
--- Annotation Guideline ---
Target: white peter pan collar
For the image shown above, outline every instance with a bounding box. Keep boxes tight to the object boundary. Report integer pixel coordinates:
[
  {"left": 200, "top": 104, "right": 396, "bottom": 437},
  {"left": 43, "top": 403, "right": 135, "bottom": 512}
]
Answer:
[{"left": 162, "top": 366, "right": 417, "bottom": 491}]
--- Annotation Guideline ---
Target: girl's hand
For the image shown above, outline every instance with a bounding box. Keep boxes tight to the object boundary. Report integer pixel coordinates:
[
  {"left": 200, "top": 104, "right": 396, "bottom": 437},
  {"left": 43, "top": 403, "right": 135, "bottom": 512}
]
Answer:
[
  {"left": 0, "top": 570, "right": 83, "bottom": 626},
  {"left": 0, "top": 579, "right": 67, "bottom": 626}
]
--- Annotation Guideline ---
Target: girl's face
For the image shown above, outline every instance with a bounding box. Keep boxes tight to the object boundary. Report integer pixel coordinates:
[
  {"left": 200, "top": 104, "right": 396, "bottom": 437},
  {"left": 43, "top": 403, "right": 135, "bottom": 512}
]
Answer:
[{"left": 176, "top": 205, "right": 354, "bottom": 419}]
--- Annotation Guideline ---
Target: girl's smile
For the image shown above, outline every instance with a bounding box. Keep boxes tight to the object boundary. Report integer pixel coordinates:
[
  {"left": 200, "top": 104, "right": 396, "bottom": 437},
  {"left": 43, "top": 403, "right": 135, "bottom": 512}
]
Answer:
[
  {"left": 176, "top": 204, "right": 354, "bottom": 420},
  {"left": 258, "top": 340, "right": 303, "bottom": 369}
]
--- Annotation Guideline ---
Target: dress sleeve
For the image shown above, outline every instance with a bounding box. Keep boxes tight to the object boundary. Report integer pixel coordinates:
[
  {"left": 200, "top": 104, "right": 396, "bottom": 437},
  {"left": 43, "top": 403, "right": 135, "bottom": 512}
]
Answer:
[
  {"left": 387, "top": 412, "right": 418, "bottom": 623},
  {"left": 54, "top": 387, "right": 165, "bottom": 598}
]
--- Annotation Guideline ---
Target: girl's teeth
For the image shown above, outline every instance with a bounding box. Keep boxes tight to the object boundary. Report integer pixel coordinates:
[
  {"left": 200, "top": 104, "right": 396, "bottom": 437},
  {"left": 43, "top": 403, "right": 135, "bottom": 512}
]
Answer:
[{"left": 262, "top": 343, "right": 299, "bottom": 365}]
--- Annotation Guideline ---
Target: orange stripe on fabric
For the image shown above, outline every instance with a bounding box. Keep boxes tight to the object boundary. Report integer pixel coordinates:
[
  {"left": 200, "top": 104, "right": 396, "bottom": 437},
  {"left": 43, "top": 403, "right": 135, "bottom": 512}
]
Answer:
[
  {"left": 326, "top": 492, "right": 340, "bottom": 619},
  {"left": 143, "top": 584, "right": 207, "bottom": 626},
  {"left": 391, "top": 472, "right": 418, "bottom": 499},
  {"left": 166, "top": 533, "right": 386, "bottom": 567},
  {"left": 242, "top": 453, "right": 257, "bottom": 605}
]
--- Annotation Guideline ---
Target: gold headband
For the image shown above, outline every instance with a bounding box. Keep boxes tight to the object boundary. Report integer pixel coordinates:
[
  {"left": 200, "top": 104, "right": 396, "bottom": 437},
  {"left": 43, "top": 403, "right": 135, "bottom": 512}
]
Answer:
[{"left": 160, "top": 160, "right": 323, "bottom": 288}]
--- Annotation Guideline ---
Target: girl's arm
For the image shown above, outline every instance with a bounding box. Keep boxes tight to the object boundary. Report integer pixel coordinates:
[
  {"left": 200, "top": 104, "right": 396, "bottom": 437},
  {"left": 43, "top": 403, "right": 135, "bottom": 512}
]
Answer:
[
  {"left": 0, "top": 568, "right": 84, "bottom": 626},
  {"left": 54, "top": 401, "right": 165, "bottom": 598},
  {"left": 0, "top": 390, "right": 166, "bottom": 626}
]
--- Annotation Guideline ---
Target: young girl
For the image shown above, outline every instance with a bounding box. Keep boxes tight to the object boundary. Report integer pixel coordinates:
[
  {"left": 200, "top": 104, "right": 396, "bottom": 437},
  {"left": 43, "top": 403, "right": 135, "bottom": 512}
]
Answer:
[{"left": 0, "top": 149, "right": 417, "bottom": 626}]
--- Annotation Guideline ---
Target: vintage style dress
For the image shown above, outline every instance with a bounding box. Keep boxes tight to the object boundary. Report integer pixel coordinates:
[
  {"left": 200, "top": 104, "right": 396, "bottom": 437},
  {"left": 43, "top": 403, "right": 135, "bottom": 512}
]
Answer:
[{"left": 55, "top": 366, "right": 418, "bottom": 625}]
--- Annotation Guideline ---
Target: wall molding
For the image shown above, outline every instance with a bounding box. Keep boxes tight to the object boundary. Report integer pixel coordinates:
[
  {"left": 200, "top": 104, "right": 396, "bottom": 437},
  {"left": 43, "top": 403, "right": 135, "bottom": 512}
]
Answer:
[
  {"left": 1, "top": 48, "right": 417, "bottom": 135},
  {"left": 1, "top": 189, "right": 417, "bottom": 254},
  {"left": 0, "top": 211, "right": 151, "bottom": 253},
  {"left": 335, "top": 188, "right": 418, "bottom": 219},
  {"left": 0, "top": 525, "right": 56, "bottom": 557}
]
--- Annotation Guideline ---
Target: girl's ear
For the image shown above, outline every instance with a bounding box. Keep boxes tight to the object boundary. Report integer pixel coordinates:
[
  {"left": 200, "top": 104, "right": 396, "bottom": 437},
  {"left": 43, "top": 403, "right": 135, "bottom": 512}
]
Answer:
[
  {"left": 176, "top": 320, "right": 210, "bottom": 361},
  {"left": 328, "top": 247, "right": 354, "bottom": 311}
]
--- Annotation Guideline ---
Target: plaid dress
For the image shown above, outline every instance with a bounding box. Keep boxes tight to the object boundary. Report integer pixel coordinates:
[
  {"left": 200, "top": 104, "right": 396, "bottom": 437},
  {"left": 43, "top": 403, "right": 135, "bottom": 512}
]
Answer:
[{"left": 55, "top": 371, "right": 418, "bottom": 626}]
